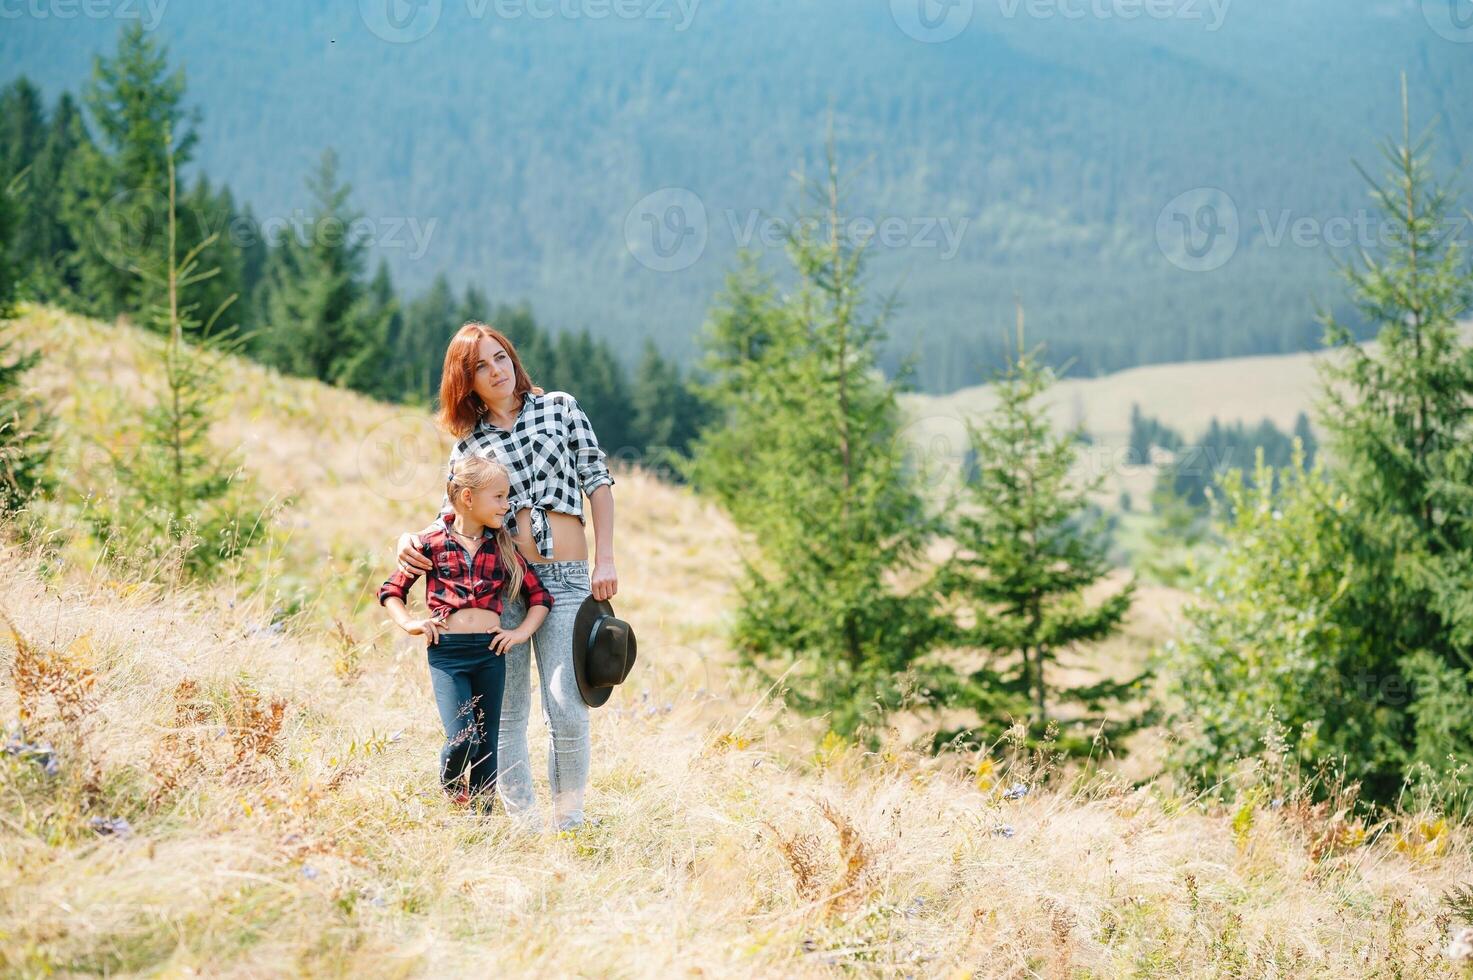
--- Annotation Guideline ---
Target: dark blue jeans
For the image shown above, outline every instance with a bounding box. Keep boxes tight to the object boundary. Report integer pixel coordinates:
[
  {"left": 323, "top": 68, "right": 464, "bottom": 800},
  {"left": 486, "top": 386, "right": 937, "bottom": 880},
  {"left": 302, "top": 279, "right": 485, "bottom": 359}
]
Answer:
[{"left": 426, "top": 633, "right": 506, "bottom": 800}]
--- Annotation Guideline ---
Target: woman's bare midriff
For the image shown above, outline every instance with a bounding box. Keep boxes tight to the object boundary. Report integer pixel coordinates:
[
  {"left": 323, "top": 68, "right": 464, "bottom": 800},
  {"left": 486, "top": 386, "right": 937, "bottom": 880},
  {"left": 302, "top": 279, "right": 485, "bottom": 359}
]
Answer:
[
  {"left": 512, "top": 508, "right": 589, "bottom": 564},
  {"left": 440, "top": 608, "right": 502, "bottom": 633}
]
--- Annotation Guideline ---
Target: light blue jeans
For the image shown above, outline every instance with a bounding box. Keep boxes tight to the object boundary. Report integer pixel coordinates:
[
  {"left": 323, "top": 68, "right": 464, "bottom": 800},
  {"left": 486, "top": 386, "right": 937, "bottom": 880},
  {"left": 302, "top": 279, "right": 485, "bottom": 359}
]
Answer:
[{"left": 495, "top": 559, "right": 592, "bottom": 831}]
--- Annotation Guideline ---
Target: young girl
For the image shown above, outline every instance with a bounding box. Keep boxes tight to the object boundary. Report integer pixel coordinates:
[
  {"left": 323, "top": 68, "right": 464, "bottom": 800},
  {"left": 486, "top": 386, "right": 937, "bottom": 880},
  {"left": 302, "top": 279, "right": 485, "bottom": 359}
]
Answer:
[{"left": 378, "top": 455, "right": 553, "bottom": 811}]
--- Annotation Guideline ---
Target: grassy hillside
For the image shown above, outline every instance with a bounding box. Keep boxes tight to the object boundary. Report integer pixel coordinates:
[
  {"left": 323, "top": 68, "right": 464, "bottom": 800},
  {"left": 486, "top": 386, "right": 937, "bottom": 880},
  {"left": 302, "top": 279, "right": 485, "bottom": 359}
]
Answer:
[{"left": 3, "top": 307, "right": 1472, "bottom": 976}]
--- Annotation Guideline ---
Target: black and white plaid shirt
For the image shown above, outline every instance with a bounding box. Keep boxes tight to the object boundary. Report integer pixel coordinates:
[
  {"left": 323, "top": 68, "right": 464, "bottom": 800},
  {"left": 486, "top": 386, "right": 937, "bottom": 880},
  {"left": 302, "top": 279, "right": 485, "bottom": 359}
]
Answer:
[{"left": 436, "top": 391, "right": 615, "bottom": 560}]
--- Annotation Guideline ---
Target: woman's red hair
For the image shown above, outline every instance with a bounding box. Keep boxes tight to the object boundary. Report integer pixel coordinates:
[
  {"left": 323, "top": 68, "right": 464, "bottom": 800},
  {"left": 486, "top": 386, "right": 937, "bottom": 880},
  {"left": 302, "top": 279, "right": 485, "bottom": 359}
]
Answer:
[{"left": 436, "top": 322, "right": 539, "bottom": 438}]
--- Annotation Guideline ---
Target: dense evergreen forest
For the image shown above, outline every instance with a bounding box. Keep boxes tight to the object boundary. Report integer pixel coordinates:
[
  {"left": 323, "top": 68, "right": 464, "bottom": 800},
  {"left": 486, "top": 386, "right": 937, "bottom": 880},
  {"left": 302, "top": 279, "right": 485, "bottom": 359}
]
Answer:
[
  {"left": 1128, "top": 405, "right": 1317, "bottom": 507},
  {"left": 3, "top": 1, "right": 1469, "bottom": 391},
  {"left": 0, "top": 27, "right": 708, "bottom": 462}
]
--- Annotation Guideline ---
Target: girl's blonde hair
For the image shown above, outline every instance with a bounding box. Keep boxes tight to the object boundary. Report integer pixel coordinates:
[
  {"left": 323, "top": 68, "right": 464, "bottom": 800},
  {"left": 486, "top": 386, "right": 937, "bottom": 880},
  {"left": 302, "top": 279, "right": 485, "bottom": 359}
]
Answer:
[{"left": 447, "top": 454, "right": 528, "bottom": 606}]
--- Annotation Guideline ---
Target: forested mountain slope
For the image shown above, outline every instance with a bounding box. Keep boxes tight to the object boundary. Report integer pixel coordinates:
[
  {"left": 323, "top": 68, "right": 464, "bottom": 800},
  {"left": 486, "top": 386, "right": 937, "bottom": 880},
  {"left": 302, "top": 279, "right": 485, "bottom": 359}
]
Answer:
[{"left": 5, "top": 1, "right": 1469, "bottom": 390}]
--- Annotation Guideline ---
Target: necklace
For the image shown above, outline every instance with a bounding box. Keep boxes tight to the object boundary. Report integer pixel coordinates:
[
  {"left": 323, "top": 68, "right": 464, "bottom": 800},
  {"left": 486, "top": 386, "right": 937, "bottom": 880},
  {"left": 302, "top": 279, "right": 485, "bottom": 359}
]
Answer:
[{"left": 449, "top": 524, "right": 485, "bottom": 549}]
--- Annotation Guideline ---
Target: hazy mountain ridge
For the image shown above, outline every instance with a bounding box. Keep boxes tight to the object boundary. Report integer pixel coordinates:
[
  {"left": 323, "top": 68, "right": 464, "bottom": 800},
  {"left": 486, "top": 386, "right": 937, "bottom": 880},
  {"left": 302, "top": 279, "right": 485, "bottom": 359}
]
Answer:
[{"left": 4, "top": 0, "right": 1469, "bottom": 390}]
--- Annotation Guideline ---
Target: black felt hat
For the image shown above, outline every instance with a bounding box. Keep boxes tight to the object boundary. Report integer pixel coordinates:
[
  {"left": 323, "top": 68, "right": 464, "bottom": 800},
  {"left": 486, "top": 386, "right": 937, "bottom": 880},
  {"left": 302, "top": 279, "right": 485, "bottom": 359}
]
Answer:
[{"left": 572, "top": 596, "right": 637, "bottom": 708}]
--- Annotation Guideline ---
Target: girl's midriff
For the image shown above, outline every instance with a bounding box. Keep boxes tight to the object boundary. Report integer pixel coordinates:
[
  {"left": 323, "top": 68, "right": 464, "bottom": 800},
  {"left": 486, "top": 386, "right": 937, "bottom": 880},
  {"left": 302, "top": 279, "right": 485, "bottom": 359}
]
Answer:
[
  {"left": 440, "top": 608, "right": 503, "bottom": 633},
  {"left": 511, "top": 507, "right": 590, "bottom": 564}
]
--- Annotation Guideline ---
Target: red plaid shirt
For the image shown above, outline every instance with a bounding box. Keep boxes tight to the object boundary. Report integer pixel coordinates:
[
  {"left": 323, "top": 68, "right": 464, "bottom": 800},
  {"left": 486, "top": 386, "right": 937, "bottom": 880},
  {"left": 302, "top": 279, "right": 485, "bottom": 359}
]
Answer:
[{"left": 378, "top": 511, "right": 553, "bottom": 617}]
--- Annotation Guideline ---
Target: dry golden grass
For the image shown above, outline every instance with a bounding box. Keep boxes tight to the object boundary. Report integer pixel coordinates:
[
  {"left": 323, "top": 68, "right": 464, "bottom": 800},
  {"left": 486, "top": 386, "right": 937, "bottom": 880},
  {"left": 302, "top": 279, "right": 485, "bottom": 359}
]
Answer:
[{"left": 4, "top": 306, "right": 1473, "bottom": 977}]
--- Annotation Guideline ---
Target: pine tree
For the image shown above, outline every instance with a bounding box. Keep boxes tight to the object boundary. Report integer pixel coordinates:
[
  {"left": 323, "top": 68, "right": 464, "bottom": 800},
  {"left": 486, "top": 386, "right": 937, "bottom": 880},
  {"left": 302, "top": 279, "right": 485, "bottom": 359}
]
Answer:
[
  {"left": 1164, "top": 86, "right": 1473, "bottom": 807},
  {"left": 0, "top": 331, "right": 53, "bottom": 517},
  {"left": 367, "top": 260, "right": 413, "bottom": 401},
  {"left": 457, "top": 284, "right": 490, "bottom": 328},
  {"left": 399, "top": 272, "right": 458, "bottom": 397},
  {"left": 256, "top": 149, "right": 390, "bottom": 395},
  {"left": 1163, "top": 448, "right": 1358, "bottom": 793},
  {"left": 630, "top": 337, "right": 708, "bottom": 477},
  {"left": 1312, "top": 84, "right": 1473, "bottom": 801},
  {"left": 0, "top": 79, "right": 46, "bottom": 180},
  {"left": 492, "top": 302, "right": 552, "bottom": 380},
  {"left": 1141, "top": 480, "right": 1209, "bottom": 586},
  {"left": 1127, "top": 403, "right": 1151, "bottom": 466},
  {"left": 0, "top": 159, "right": 54, "bottom": 516},
  {"left": 86, "top": 130, "right": 263, "bottom": 580},
  {"left": 542, "top": 328, "right": 583, "bottom": 398},
  {"left": 67, "top": 24, "right": 198, "bottom": 319},
  {"left": 550, "top": 329, "right": 634, "bottom": 456},
  {"left": 0, "top": 81, "right": 45, "bottom": 275},
  {"left": 629, "top": 338, "right": 680, "bottom": 452},
  {"left": 1292, "top": 411, "right": 1317, "bottom": 462},
  {"left": 936, "top": 323, "right": 1139, "bottom": 752},
  {"left": 179, "top": 176, "right": 245, "bottom": 339},
  {"left": 0, "top": 156, "right": 16, "bottom": 319},
  {"left": 236, "top": 201, "right": 269, "bottom": 320},
  {"left": 58, "top": 119, "right": 113, "bottom": 313},
  {"left": 0, "top": 329, "right": 54, "bottom": 519},
  {"left": 686, "top": 145, "right": 950, "bottom": 743},
  {"left": 682, "top": 255, "right": 786, "bottom": 508},
  {"left": 34, "top": 95, "right": 89, "bottom": 303},
  {"left": 1, "top": 83, "right": 87, "bottom": 302},
  {"left": 1126, "top": 402, "right": 1182, "bottom": 466}
]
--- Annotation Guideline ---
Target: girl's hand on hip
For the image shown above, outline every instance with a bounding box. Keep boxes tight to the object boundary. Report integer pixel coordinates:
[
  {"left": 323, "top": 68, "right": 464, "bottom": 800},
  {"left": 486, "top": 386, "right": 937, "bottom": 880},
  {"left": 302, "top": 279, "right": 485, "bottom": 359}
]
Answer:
[
  {"left": 396, "top": 533, "right": 432, "bottom": 573},
  {"left": 591, "top": 560, "right": 617, "bottom": 601},
  {"left": 406, "top": 615, "right": 445, "bottom": 646},
  {"left": 487, "top": 626, "right": 530, "bottom": 655}
]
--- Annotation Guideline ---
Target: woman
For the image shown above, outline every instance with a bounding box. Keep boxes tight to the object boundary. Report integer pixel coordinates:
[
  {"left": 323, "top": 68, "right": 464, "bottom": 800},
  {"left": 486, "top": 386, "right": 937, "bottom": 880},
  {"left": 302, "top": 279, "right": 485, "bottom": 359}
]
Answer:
[{"left": 396, "top": 322, "right": 617, "bottom": 832}]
